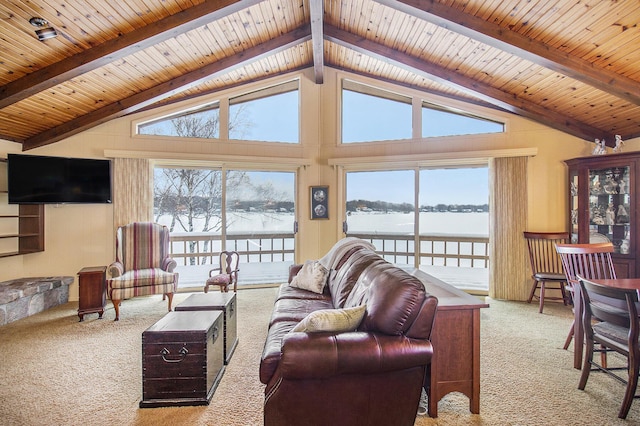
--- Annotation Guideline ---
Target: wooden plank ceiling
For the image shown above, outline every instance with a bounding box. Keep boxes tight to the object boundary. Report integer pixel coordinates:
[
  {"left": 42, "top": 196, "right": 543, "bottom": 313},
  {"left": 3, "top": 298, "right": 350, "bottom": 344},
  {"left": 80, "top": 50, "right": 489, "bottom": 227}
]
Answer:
[{"left": 1, "top": 0, "right": 639, "bottom": 150}]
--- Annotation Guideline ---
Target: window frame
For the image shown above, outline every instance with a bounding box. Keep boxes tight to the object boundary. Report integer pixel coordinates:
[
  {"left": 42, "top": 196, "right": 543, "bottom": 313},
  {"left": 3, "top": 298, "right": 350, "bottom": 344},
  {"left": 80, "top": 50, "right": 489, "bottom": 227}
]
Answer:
[
  {"left": 135, "top": 101, "right": 221, "bottom": 138},
  {"left": 341, "top": 79, "right": 414, "bottom": 144},
  {"left": 339, "top": 77, "right": 506, "bottom": 145},
  {"left": 132, "top": 79, "right": 301, "bottom": 144},
  {"left": 421, "top": 101, "right": 505, "bottom": 138},
  {"left": 228, "top": 80, "right": 301, "bottom": 144}
]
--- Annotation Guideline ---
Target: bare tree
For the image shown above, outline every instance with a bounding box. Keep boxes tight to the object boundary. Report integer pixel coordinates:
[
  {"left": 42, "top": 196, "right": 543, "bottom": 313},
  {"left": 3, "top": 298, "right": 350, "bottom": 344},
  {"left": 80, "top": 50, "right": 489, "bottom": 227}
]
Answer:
[
  {"left": 228, "top": 103, "right": 253, "bottom": 139},
  {"left": 152, "top": 109, "right": 253, "bottom": 265},
  {"left": 155, "top": 167, "right": 250, "bottom": 265},
  {"left": 152, "top": 107, "right": 293, "bottom": 266},
  {"left": 171, "top": 114, "right": 218, "bottom": 139}
]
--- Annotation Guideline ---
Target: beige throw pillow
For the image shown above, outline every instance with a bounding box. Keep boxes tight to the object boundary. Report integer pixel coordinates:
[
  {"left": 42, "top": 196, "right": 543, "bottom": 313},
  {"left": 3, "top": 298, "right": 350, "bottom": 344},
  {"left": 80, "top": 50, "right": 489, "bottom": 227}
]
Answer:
[
  {"left": 290, "top": 260, "right": 329, "bottom": 294},
  {"left": 291, "top": 305, "right": 367, "bottom": 333}
]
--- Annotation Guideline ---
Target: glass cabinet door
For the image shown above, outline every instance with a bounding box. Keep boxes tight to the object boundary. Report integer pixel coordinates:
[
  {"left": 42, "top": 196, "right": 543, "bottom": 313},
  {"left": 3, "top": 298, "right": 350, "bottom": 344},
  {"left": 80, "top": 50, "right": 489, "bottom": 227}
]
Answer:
[
  {"left": 570, "top": 170, "right": 579, "bottom": 244},
  {"left": 588, "top": 165, "right": 631, "bottom": 254}
]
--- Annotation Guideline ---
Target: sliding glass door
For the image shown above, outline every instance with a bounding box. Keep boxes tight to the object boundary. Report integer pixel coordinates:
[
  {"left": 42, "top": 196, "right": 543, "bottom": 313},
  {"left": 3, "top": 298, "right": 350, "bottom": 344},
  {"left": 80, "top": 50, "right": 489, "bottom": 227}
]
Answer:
[
  {"left": 225, "top": 171, "right": 296, "bottom": 285},
  {"left": 418, "top": 167, "right": 489, "bottom": 291},
  {"left": 344, "top": 166, "right": 489, "bottom": 291},
  {"left": 154, "top": 166, "right": 296, "bottom": 289},
  {"left": 345, "top": 170, "right": 415, "bottom": 265}
]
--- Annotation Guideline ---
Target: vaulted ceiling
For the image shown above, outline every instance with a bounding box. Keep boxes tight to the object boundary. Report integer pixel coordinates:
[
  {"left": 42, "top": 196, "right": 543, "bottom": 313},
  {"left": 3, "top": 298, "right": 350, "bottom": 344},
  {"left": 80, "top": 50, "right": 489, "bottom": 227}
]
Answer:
[{"left": 1, "top": 0, "right": 639, "bottom": 151}]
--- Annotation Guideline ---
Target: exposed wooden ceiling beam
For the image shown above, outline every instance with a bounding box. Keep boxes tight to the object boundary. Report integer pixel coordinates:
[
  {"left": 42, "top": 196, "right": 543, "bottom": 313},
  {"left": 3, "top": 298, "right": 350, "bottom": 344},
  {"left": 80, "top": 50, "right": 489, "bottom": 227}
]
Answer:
[
  {"left": 324, "top": 24, "right": 609, "bottom": 142},
  {"left": 309, "top": 0, "right": 325, "bottom": 84},
  {"left": 0, "top": 133, "right": 22, "bottom": 144},
  {"left": 22, "top": 25, "right": 312, "bottom": 151},
  {"left": 0, "top": 0, "right": 263, "bottom": 109},
  {"left": 376, "top": 0, "right": 640, "bottom": 106}
]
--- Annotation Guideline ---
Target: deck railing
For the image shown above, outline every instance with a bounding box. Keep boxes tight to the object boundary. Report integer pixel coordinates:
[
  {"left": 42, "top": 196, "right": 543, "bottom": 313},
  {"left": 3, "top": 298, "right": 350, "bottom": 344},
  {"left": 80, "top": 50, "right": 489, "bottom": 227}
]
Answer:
[
  {"left": 169, "top": 231, "right": 489, "bottom": 269},
  {"left": 169, "top": 232, "right": 295, "bottom": 266},
  {"left": 347, "top": 232, "right": 490, "bottom": 268}
]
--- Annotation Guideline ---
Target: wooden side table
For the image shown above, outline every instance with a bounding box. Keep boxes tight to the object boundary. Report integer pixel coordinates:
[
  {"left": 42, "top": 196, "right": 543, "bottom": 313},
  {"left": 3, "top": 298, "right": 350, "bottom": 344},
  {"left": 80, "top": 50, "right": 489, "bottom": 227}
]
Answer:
[
  {"left": 77, "top": 266, "right": 107, "bottom": 321},
  {"left": 410, "top": 269, "right": 490, "bottom": 418}
]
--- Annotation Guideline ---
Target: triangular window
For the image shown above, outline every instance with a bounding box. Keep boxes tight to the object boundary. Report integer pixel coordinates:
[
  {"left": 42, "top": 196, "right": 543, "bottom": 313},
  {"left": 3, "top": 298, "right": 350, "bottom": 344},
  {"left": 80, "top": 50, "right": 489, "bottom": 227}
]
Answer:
[
  {"left": 137, "top": 102, "right": 220, "bottom": 138},
  {"left": 422, "top": 103, "right": 504, "bottom": 137}
]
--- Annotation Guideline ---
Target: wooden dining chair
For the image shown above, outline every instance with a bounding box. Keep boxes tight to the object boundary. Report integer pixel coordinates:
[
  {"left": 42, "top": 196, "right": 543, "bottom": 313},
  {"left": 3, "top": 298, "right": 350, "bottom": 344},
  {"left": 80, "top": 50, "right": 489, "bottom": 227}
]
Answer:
[
  {"left": 555, "top": 243, "right": 616, "bottom": 369},
  {"left": 577, "top": 276, "right": 640, "bottom": 419},
  {"left": 524, "top": 232, "right": 570, "bottom": 313}
]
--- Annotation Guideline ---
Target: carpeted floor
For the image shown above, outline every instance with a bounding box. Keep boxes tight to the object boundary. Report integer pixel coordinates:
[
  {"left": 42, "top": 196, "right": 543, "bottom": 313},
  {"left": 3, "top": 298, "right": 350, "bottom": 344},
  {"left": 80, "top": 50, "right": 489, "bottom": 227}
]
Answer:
[{"left": 0, "top": 287, "right": 638, "bottom": 425}]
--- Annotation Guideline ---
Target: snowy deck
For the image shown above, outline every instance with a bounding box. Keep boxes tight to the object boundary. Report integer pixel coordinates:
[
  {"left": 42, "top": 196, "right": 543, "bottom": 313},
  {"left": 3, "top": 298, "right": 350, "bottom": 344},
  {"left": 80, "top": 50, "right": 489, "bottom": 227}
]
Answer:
[{"left": 175, "top": 261, "right": 489, "bottom": 293}]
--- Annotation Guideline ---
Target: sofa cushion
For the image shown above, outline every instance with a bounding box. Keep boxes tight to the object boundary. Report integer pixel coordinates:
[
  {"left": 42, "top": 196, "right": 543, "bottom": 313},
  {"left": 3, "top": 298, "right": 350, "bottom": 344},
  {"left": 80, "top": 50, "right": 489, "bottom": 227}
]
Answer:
[
  {"left": 290, "top": 260, "right": 329, "bottom": 294},
  {"left": 317, "top": 237, "right": 376, "bottom": 271},
  {"left": 346, "top": 263, "right": 426, "bottom": 336},
  {"left": 291, "top": 305, "right": 366, "bottom": 333},
  {"left": 108, "top": 268, "right": 176, "bottom": 288},
  {"left": 276, "top": 283, "right": 331, "bottom": 301},
  {"left": 269, "top": 297, "right": 334, "bottom": 325},
  {"left": 329, "top": 249, "right": 386, "bottom": 308},
  {"left": 260, "top": 320, "right": 298, "bottom": 384},
  {"left": 206, "top": 274, "right": 230, "bottom": 285}
]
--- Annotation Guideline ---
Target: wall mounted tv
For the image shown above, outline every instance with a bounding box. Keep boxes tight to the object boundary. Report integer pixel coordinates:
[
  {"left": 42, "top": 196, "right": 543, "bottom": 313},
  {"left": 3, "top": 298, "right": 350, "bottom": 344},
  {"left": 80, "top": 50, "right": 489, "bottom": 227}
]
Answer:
[{"left": 7, "top": 154, "right": 112, "bottom": 204}]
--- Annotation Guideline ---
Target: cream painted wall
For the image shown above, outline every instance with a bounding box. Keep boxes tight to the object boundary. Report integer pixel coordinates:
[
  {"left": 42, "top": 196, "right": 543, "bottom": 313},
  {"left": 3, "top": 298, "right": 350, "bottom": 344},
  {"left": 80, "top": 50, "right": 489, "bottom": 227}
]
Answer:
[{"left": 1, "top": 67, "right": 637, "bottom": 301}]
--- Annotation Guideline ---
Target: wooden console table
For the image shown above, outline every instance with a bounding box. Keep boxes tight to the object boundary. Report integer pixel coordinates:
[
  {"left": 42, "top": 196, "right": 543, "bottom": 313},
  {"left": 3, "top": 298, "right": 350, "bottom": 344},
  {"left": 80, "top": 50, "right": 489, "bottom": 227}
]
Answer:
[{"left": 410, "top": 269, "right": 489, "bottom": 418}]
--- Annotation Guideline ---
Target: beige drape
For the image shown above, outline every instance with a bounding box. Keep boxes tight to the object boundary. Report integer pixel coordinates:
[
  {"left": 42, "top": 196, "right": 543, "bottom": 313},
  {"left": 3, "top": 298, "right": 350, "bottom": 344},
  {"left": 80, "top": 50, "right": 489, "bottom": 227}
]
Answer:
[
  {"left": 112, "top": 158, "right": 152, "bottom": 229},
  {"left": 489, "top": 156, "right": 530, "bottom": 300}
]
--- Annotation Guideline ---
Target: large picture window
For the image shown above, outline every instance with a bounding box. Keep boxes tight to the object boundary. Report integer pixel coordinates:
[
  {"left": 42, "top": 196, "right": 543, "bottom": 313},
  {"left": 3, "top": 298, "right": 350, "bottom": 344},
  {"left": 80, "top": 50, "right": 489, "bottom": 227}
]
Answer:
[
  {"left": 422, "top": 103, "right": 504, "bottom": 137},
  {"left": 229, "top": 80, "right": 299, "bottom": 143},
  {"left": 345, "top": 166, "right": 489, "bottom": 291},
  {"left": 137, "top": 102, "right": 220, "bottom": 138},
  {"left": 153, "top": 166, "right": 296, "bottom": 290},
  {"left": 342, "top": 80, "right": 412, "bottom": 143},
  {"left": 136, "top": 80, "right": 300, "bottom": 144},
  {"left": 341, "top": 79, "right": 504, "bottom": 144}
]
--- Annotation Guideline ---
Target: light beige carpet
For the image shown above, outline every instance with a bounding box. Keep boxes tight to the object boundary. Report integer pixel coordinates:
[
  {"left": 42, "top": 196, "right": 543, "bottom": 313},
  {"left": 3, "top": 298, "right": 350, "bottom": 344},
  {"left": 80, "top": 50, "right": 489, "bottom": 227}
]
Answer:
[{"left": 0, "top": 287, "right": 638, "bottom": 425}]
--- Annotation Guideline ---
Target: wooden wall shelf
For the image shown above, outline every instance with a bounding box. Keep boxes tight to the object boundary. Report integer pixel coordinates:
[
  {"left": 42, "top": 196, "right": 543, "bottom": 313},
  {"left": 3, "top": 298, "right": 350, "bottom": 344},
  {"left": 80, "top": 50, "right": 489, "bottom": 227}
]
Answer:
[{"left": 0, "top": 159, "right": 44, "bottom": 257}]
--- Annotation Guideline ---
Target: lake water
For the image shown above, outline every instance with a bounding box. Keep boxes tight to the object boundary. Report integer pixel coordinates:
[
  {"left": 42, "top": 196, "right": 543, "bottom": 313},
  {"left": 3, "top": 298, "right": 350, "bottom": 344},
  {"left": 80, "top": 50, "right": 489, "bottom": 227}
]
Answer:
[
  {"left": 163, "top": 211, "right": 490, "bottom": 290},
  {"left": 347, "top": 212, "right": 489, "bottom": 237},
  {"left": 160, "top": 211, "right": 489, "bottom": 237}
]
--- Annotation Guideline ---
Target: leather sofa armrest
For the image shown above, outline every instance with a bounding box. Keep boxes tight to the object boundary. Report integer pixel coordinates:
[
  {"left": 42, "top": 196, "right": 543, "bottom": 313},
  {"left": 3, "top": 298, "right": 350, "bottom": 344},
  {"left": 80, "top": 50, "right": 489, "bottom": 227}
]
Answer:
[
  {"left": 279, "top": 332, "right": 432, "bottom": 379},
  {"left": 108, "top": 262, "right": 123, "bottom": 278},
  {"left": 288, "top": 264, "right": 303, "bottom": 283}
]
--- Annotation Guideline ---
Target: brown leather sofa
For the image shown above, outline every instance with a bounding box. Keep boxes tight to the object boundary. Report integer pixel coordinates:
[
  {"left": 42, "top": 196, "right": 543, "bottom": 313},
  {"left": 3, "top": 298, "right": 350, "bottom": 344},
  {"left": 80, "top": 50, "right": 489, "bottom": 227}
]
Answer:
[{"left": 259, "top": 239, "right": 439, "bottom": 426}]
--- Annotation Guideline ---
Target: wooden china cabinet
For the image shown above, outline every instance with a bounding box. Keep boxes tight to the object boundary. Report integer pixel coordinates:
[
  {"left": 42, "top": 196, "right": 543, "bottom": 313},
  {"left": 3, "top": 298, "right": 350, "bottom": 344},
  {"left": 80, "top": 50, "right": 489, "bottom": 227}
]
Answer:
[{"left": 565, "top": 151, "right": 640, "bottom": 278}]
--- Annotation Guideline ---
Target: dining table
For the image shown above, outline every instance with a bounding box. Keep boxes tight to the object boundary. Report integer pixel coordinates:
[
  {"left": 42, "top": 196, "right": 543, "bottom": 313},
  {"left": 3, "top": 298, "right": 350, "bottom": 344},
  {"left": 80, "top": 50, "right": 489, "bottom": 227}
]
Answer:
[{"left": 587, "top": 278, "right": 640, "bottom": 292}]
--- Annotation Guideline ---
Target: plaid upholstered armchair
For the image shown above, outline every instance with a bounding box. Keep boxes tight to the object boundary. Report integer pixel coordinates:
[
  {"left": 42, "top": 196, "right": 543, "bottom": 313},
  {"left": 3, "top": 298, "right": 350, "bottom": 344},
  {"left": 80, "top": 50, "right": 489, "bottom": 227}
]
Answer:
[{"left": 107, "top": 222, "right": 178, "bottom": 321}]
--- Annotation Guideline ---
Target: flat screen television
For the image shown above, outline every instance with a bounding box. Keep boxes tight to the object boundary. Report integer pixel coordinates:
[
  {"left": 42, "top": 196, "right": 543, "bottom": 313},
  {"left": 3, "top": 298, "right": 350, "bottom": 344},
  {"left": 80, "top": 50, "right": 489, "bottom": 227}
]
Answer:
[{"left": 7, "top": 154, "right": 112, "bottom": 204}]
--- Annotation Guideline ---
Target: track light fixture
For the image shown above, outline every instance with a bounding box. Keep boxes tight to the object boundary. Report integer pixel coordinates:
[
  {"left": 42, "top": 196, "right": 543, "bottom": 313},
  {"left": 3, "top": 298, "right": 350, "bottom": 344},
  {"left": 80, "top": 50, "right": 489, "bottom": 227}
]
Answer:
[{"left": 29, "top": 17, "right": 58, "bottom": 41}]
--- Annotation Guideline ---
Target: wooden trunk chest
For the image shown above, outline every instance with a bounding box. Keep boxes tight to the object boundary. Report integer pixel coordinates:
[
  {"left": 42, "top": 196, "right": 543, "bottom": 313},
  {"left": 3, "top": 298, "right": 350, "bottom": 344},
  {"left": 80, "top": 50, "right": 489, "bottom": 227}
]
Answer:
[
  {"left": 140, "top": 310, "right": 224, "bottom": 408},
  {"left": 175, "top": 292, "right": 238, "bottom": 364}
]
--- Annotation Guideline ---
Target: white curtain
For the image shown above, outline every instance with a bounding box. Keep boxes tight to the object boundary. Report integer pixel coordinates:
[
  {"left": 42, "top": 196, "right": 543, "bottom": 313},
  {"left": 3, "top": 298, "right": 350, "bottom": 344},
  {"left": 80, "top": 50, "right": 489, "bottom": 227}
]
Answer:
[
  {"left": 112, "top": 158, "right": 152, "bottom": 229},
  {"left": 489, "top": 156, "right": 529, "bottom": 300}
]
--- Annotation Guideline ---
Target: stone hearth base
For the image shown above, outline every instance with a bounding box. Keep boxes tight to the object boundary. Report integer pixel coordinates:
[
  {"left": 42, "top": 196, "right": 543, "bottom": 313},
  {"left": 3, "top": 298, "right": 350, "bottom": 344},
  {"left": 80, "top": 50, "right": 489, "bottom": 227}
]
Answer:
[{"left": 0, "top": 277, "right": 73, "bottom": 326}]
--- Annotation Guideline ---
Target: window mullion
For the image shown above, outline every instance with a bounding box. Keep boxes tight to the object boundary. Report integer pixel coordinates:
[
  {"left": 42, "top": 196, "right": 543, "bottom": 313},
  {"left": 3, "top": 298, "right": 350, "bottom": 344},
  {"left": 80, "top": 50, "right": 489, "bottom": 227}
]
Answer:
[
  {"left": 219, "top": 98, "right": 229, "bottom": 140},
  {"left": 412, "top": 98, "right": 422, "bottom": 140}
]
